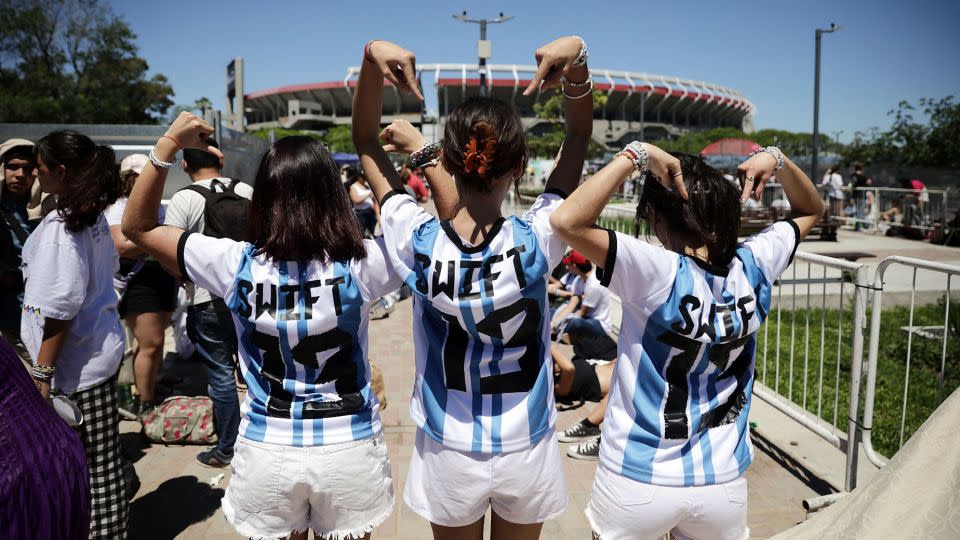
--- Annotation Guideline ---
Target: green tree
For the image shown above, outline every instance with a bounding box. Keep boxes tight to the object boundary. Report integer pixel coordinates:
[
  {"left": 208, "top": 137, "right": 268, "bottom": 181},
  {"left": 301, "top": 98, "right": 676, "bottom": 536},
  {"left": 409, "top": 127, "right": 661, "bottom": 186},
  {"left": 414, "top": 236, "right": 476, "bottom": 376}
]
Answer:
[
  {"left": 528, "top": 91, "right": 608, "bottom": 159},
  {"left": 193, "top": 97, "right": 212, "bottom": 116},
  {"left": 0, "top": 0, "right": 173, "bottom": 123}
]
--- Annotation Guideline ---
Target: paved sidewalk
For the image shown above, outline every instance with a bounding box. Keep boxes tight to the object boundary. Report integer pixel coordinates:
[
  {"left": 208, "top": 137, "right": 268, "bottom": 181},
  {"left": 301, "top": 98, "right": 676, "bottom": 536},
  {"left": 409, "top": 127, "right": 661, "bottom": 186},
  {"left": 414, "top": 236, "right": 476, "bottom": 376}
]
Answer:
[{"left": 124, "top": 295, "right": 827, "bottom": 539}]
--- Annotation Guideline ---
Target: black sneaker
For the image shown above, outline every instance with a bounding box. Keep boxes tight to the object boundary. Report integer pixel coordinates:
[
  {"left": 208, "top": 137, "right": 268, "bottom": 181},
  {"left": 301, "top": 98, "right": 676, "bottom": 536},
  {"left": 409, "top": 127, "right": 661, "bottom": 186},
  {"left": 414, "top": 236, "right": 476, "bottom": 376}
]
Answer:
[
  {"left": 197, "top": 448, "right": 233, "bottom": 468},
  {"left": 567, "top": 436, "right": 601, "bottom": 461},
  {"left": 558, "top": 418, "right": 601, "bottom": 443}
]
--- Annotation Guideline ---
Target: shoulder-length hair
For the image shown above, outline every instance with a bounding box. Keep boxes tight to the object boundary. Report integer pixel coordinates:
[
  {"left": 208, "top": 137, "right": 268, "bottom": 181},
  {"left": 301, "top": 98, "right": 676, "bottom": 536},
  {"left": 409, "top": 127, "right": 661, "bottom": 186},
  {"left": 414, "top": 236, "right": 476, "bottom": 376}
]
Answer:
[
  {"left": 35, "top": 130, "right": 119, "bottom": 232},
  {"left": 244, "top": 136, "right": 367, "bottom": 263}
]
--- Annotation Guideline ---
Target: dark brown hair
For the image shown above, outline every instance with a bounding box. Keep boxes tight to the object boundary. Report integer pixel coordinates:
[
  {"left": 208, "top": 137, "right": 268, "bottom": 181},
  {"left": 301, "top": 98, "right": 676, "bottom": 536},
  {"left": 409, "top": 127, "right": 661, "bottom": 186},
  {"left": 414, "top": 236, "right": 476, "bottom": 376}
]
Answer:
[
  {"left": 637, "top": 152, "right": 741, "bottom": 267},
  {"left": 35, "top": 130, "right": 119, "bottom": 232},
  {"left": 440, "top": 96, "right": 527, "bottom": 192},
  {"left": 245, "top": 136, "right": 366, "bottom": 262}
]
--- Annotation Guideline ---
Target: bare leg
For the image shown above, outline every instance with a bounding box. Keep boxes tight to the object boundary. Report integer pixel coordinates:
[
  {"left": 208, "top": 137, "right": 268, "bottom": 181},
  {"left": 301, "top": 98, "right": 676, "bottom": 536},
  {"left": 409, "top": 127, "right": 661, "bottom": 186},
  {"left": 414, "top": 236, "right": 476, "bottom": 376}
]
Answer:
[
  {"left": 431, "top": 516, "right": 484, "bottom": 540},
  {"left": 490, "top": 511, "right": 543, "bottom": 540},
  {"left": 586, "top": 393, "right": 609, "bottom": 426},
  {"left": 595, "top": 362, "right": 615, "bottom": 396},
  {"left": 127, "top": 311, "right": 171, "bottom": 402}
]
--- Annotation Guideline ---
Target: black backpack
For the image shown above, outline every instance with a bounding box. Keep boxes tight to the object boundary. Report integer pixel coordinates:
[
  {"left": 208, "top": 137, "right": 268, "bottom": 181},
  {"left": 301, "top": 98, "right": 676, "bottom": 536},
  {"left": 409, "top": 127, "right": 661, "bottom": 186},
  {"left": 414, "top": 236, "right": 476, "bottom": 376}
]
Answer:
[{"left": 181, "top": 179, "right": 250, "bottom": 241}]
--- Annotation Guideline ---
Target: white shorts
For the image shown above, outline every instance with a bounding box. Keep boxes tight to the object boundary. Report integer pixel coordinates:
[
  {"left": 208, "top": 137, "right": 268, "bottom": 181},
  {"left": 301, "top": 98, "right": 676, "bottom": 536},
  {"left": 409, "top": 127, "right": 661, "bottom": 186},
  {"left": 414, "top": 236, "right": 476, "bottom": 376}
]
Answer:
[
  {"left": 222, "top": 433, "right": 394, "bottom": 539},
  {"left": 404, "top": 427, "right": 567, "bottom": 527},
  {"left": 586, "top": 465, "right": 749, "bottom": 540}
]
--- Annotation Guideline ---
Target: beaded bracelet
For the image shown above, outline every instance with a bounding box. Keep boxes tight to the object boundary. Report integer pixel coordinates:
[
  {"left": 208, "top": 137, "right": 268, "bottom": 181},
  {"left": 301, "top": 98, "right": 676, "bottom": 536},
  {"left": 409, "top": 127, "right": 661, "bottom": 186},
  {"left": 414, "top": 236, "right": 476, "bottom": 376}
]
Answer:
[
  {"left": 409, "top": 142, "right": 442, "bottom": 170},
  {"left": 32, "top": 363, "right": 55, "bottom": 382},
  {"left": 571, "top": 36, "right": 588, "bottom": 66},
  {"left": 562, "top": 79, "right": 593, "bottom": 100},
  {"left": 616, "top": 141, "right": 648, "bottom": 173},
  {"left": 148, "top": 147, "right": 174, "bottom": 169},
  {"left": 749, "top": 145, "right": 784, "bottom": 170},
  {"left": 562, "top": 69, "right": 592, "bottom": 88}
]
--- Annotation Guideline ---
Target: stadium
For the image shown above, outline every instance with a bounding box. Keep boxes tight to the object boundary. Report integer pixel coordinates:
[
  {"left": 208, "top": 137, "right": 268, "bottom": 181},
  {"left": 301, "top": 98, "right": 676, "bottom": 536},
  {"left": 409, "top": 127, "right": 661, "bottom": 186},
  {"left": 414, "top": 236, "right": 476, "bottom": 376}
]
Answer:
[{"left": 241, "top": 64, "right": 755, "bottom": 149}]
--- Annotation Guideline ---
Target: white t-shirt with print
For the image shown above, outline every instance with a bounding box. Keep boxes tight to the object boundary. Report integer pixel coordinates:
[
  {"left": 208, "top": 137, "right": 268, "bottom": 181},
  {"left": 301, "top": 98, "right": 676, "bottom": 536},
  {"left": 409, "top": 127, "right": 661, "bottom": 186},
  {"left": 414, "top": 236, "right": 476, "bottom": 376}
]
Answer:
[
  {"left": 164, "top": 177, "right": 253, "bottom": 305},
  {"left": 178, "top": 232, "right": 401, "bottom": 447},
  {"left": 596, "top": 220, "right": 799, "bottom": 487},
  {"left": 20, "top": 212, "right": 124, "bottom": 393},
  {"left": 379, "top": 189, "right": 568, "bottom": 454},
  {"left": 581, "top": 271, "right": 615, "bottom": 334}
]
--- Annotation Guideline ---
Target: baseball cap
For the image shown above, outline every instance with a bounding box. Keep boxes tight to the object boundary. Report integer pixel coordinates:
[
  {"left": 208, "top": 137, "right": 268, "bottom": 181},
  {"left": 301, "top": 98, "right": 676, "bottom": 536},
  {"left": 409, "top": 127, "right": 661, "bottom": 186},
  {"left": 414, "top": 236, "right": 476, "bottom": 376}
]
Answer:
[
  {"left": 119, "top": 153, "right": 149, "bottom": 177},
  {"left": 562, "top": 250, "right": 588, "bottom": 266}
]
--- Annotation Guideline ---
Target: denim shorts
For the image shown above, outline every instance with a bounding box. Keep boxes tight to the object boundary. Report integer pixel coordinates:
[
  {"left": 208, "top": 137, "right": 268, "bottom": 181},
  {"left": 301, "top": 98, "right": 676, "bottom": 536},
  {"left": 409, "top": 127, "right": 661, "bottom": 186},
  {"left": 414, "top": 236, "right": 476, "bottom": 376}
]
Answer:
[{"left": 222, "top": 433, "right": 394, "bottom": 539}]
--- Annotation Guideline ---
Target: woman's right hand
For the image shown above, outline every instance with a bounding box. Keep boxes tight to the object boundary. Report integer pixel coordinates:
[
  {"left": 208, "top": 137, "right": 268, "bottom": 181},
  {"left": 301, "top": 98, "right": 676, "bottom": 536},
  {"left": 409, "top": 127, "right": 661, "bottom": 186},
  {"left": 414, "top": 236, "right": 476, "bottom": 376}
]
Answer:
[
  {"left": 365, "top": 40, "right": 423, "bottom": 100},
  {"left": 380, "top": 120, "right": 426, "bottom": 154},
  {"left": 163, "top": 112, "right": 224, "bottom": 158},
  {"left": 523, "top": 36, "right": 587, "bottom": 95}
]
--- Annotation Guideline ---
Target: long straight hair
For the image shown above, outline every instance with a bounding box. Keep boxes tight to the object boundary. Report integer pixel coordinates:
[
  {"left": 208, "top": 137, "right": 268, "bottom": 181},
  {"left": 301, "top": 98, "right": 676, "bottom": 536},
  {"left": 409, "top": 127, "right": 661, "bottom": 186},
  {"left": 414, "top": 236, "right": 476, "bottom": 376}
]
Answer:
[
  {"left": 35, "top": 130, "right": 119, "bottom": 232},
  {"left": 244, "top": 136, "right": 366, "bottom": 263}
]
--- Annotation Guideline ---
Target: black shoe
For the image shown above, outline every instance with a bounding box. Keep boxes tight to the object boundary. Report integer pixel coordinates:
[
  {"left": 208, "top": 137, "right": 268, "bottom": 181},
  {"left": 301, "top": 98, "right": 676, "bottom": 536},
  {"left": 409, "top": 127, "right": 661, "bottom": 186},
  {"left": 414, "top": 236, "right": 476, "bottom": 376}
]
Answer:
[
  {"left": 197, "top": 448, "right": 233, "bottom": 468},
  {"left": 567, "top": 436, "right": 601, "bottom": 461},
  {"left": 558, "top": 418, "right": 601, "bottom": 443}
]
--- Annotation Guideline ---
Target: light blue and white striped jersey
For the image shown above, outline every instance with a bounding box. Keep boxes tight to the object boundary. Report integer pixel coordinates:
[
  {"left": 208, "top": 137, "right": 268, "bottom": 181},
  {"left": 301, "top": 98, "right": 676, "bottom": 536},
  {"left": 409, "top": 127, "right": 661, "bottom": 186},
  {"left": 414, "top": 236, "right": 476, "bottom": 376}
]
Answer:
[
  {"left": 597, "top": 221, "right": 799, "bottom": 486},
  {"left": 179, "top": 232, "right": 401, "bottom": 446},
  {"left": 380, "top": 190, "right": 567, "bottom": 453}
]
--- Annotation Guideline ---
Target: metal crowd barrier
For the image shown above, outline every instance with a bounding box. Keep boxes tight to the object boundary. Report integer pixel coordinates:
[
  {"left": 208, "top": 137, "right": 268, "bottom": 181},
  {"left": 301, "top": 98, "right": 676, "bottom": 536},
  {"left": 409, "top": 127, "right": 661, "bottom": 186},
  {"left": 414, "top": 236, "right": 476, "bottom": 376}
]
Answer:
[
  {"left": 823, "top": 186, "right": 952, "bottom": 234},
  {"left": 861, "top": 256, "right": 960, "bottom": 469}
]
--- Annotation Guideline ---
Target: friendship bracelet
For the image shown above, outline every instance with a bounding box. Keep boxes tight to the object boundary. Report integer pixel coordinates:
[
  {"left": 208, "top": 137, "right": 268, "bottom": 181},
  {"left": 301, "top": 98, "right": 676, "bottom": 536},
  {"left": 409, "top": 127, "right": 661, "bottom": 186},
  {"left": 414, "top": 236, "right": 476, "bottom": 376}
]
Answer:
[
  {"left": 148, "top": 148, "right": 174, "bottom": 170},
  {"left": 31, "top": 363, "right": 55, "bottom": 381},
  {"left": 364, "top": 40, "right": 379, "bottom": 63},
  {"left": 160, "top": 135, "right": 181, "bottom": 150},
  {"left": 749, "top": 145, "right": 784, "bottom": 170},
  {"left": 562, "top": 79, "right": 593, "bottom": 100},
  {"left": 409, "top": 142, "right": 441, "bottom": 170},
  {"left": 616, "top": 141, "right": 649, "bottom": 173},
  {"left": 561, "top": 69, "right": 592, "bottom": 88},
  {"left": 571, "top": 36, "right": 588, "bottom": 66}
]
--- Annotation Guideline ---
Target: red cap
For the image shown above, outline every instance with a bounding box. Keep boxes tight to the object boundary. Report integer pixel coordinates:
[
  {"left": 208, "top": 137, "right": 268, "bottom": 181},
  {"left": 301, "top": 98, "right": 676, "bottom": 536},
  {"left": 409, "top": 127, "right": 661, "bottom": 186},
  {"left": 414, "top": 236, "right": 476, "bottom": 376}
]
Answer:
[{"left": 563, "top": 250, "right": 588, "bottom": 266}]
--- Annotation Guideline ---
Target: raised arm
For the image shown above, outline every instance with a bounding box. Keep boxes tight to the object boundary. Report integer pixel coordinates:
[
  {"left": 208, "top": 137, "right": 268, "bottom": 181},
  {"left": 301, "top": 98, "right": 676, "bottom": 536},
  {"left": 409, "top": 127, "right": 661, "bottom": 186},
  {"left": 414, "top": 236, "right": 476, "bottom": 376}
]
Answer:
[
  {"left": 352, "top": 40, "right": 422, "bottom": 204},
  {"left": 737, "top": 149, "right": 825, "bottom": 239},
  {"left": 550, "top": 142, "right": 683, "bottom": 267},
  {"left": 121, "top": 112, "right": 223, "bottom": 279},
  {"left": 379, "top": 119, "right": 459, "bottom": 219},
  {"left": 524, "top": 36, "right": 595, "bottom": 197}
]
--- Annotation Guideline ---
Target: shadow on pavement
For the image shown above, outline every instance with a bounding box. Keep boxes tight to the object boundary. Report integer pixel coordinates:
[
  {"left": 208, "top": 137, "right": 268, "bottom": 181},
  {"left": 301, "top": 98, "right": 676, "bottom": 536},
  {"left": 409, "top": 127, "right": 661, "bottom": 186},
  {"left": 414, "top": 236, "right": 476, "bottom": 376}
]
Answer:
[
  {"left": 129, "top": 476, "right": 225, "bottom": 540},
  {"left": 751, "top": 429, "right": 837, "bottom": 496}
]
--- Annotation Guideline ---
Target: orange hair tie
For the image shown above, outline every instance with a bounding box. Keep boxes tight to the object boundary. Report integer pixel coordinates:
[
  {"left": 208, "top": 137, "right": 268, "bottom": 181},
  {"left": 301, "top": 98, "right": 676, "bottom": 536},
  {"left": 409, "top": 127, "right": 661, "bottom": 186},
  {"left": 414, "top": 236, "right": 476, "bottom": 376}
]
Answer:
[{"left": 463, "top": 135, "right": 496, "bottom": 178}]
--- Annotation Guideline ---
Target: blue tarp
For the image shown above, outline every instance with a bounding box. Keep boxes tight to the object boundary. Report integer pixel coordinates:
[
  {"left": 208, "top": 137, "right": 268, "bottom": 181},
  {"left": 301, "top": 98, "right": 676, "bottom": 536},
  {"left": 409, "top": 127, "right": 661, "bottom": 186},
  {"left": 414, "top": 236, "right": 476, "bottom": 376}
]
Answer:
[{"left": 332, "top": 152, "right": 359, "bottom": 165}]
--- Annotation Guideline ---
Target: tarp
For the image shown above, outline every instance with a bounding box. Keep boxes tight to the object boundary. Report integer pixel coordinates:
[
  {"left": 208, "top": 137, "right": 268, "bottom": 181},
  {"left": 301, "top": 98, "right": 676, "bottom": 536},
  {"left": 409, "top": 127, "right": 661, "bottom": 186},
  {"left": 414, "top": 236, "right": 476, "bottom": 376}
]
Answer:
[
  {"left": 772, "top": 388, "right": 960, "bottom": 539},
  {"left": 331, "top": 152, "right": 359, "bottom": 165},
  {"left": 701, "top": 138, "right": 761, "bottom": 157}
]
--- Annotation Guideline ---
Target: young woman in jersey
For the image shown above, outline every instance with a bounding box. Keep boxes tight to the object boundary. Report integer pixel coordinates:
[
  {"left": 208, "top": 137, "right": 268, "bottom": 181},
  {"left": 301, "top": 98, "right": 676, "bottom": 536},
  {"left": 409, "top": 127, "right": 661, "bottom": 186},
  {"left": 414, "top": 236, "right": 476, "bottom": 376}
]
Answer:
[
  {"left": 550, "top": 142, "right": 825, "bottom": 539},
  {"left": 24, "top": 130, "right": 127, "bottom": 538},
  {"left": 123, "top": 113, "right": 426, "bottom": 540},
  {"left": 353, "top": 37, "right": 592, "bottom": 540}
]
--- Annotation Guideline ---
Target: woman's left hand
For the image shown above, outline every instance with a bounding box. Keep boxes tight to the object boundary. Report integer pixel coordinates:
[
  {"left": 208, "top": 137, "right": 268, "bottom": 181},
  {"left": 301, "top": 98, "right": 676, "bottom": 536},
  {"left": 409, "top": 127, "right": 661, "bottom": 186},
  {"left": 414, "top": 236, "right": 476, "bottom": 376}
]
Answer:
[
  {"left": 380, "top": 120, "right": 427, "bottom": 154},
  {"left": 737, "top": 151, "right": 778, "bottom": 202}
]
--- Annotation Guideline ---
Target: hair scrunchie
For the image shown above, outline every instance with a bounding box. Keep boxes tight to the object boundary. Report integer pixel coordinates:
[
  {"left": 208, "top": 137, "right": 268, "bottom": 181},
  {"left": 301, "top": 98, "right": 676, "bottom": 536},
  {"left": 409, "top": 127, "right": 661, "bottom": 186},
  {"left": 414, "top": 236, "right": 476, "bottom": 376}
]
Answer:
[{"left": 463, "top": 124, "right": 497, "bottom": 178}]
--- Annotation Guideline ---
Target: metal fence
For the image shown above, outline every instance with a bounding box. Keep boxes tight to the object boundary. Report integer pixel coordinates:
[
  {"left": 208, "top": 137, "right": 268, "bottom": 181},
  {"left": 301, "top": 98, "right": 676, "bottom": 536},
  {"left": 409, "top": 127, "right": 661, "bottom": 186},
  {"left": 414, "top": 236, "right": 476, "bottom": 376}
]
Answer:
[
  {"left": 825, "top": 186, "right": 953, "bottom": 235},
  {"left": 751, "top": 251, "right": 869, "bottom": 491},
  {"left": 860, "top": 257, "right": 960, "bottom": 469}
]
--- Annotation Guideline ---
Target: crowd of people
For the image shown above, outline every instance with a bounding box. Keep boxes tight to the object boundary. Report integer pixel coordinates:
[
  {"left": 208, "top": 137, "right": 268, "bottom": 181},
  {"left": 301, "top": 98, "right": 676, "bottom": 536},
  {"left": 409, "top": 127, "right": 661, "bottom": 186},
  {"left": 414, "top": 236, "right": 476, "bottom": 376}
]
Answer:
[{"left": 1, "top": 34, "right": 830, "bottom": 540}]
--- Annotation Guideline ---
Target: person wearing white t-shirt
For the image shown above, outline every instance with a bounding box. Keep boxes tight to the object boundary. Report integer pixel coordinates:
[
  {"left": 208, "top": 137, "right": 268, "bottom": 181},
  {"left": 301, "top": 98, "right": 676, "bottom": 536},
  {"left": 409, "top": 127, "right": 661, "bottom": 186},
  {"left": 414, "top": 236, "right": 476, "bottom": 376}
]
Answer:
[
  {"left": 348, "top": 173, "right": 378, "bottom": 238},
  {"left": 164, "top": 140, "right": 252, "bottom": 467},
  {"left": 123, "top": 114, "right": 404, "bottom": 540},
  {"left": 551, "top": 141, "right": 825, "bottom": 540},
  {"left": 25, "top": 130, "right": 127, "bottom": 538},
  {"left": 558, "top": 251, "right": 618, "bottom": 363},
  {"left": 355, "top": 36, "right": 592, "bottom": 539}
]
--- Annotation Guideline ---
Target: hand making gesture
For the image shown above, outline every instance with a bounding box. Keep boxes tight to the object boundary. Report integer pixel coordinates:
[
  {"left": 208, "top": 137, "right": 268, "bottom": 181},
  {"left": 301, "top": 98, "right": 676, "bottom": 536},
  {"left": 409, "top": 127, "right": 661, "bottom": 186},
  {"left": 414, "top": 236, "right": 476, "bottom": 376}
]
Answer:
[
  {"left": 160, "top": 112, "right": 224, "bottom": 159},
  {"left": 523, "top": 35, "right": 589, "bottom": 95},
  {"left": 737, "top": 149, "right": 780, "bottom": 202},
  {"left": 364, "top": 40, "right": 423, "bottom": 101},
  {"left": 380, "top": 119, "right": 426, "bottom": 154}
]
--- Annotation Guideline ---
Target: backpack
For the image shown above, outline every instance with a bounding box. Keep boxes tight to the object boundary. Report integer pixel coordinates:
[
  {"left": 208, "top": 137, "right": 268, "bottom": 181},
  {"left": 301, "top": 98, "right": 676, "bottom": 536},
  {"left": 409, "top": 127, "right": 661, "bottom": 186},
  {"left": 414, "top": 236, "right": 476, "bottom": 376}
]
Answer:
[
  {"left": 181, "top": 179, "right": 250, "bottom": 240},
  {"left": 142, "top": 396, "right": 218, "bottom": 445}
]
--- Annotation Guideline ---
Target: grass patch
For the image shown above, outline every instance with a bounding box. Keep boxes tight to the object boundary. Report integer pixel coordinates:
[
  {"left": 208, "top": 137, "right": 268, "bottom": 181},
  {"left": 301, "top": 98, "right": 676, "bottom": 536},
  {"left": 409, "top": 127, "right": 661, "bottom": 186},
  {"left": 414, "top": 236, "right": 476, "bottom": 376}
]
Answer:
[{"left": 756, "top": 297, "right": 959, "bottom": 458}]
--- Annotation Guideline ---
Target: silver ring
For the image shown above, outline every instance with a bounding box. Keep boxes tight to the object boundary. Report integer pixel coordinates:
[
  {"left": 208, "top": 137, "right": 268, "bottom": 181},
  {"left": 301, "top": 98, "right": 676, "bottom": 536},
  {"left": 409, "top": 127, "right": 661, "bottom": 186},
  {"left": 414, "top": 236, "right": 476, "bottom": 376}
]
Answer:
[
  {"left": 746, "top": 176, "right": 755, "bottom": 182},
  {"left": 670, "top": 171, "right": 683, "bottom": 178}
]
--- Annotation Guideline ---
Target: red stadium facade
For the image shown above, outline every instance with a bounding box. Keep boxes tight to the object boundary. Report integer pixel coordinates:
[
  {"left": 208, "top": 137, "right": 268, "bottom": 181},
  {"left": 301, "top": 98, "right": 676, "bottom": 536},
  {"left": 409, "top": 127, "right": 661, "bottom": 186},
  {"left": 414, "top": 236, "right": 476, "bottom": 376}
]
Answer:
[{"left": 243, "top": 64, "right": 755, "bottom": 149}]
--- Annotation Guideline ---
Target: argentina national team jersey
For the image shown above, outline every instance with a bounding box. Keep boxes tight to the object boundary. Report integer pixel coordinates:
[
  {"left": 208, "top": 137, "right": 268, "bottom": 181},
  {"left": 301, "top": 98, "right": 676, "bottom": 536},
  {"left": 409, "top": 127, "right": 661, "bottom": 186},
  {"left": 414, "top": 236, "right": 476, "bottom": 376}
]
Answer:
[
  {"left": 596, "top": 220, "right": 799, "bottom": 487},
  {"left": 178, "top": 233, "right": 401, "bottom": 446},
  {"left": 380, "top": 190, "right": 567, "bottom": 454}
]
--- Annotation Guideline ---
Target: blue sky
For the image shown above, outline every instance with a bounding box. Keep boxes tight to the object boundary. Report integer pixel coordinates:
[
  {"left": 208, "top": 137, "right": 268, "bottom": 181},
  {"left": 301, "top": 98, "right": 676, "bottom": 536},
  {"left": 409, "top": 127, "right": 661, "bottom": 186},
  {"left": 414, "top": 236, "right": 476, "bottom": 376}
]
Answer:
[{"left": 109, "top": 0, "right": 959, "bottom": 142}]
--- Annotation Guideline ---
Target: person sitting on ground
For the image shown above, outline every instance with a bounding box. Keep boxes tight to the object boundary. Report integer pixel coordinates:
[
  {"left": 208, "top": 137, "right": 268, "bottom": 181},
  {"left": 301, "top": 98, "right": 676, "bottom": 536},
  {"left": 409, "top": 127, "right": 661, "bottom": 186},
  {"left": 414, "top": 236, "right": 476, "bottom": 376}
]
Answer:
[
  {"left": 106, "top": 153, "right": 178, "bottom": 418},
  {"left": 556, "top": 253, "right": 618, "bottom": 363},
  {"left": 550, "top": 138, "right": 824, "bottom": 540},
  {"left": 548, "top": 251, "right": 588, "bottom": 333},
  {"left": 123, "top": 113, "right": 404, "bottom": 540},
  {"left": 164, "top": 139, "right": 250, "bottom": 468}
]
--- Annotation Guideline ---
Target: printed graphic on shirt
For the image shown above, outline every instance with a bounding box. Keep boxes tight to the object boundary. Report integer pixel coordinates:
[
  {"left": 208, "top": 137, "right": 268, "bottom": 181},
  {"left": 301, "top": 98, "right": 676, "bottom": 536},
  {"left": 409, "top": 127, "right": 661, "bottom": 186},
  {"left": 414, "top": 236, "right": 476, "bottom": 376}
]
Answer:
[
  {"left": 180, "top": 233, "right": 400, "bottom": 447},
  {"left": 380, "top": 191, "right": 566, "bottom": 454},
  {"left": 597, "top": 221, "right": 798, "bottom": 487}
]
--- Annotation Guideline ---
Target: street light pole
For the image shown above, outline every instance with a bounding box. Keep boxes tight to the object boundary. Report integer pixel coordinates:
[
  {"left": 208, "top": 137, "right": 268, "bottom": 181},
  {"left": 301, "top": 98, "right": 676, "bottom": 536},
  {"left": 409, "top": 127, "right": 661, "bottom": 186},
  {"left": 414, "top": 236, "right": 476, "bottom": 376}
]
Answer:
[
  {"left": 812, "top": 22, "right": 840, "bottom": 182},
  {"left": 452, "top": 11, "right": 513, "bottom": 96}
]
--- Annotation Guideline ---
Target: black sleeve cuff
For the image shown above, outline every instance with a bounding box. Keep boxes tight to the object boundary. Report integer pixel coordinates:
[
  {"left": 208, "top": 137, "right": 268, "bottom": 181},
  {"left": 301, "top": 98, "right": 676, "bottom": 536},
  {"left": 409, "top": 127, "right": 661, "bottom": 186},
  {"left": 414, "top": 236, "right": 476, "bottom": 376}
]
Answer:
[
  {"left": 778, "top": 219, "right": 801, "bottom": 265},
  {"left": 595, "top": 229, "right": 617, "bottom": 288},
  {"left": 544, "top": 188, "right": 568, "bottom": 199},
  {"left": 177, "top": 231, "right": 193, "bottom": 283},
  {"left": 379, "top": 188, "right": 409, "bottom": 207}
]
